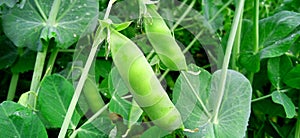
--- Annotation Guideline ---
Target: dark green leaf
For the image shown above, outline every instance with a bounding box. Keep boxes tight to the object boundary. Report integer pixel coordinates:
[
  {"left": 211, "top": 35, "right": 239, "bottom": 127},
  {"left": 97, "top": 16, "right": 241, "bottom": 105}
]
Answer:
[
  {"left": 37, "top": 74, "right": 81, "bottom": 129},
  {"left": 10, "top": 49, "right": 35, "bottom": 73},
  {"left": 2, "top": 0, "right": 99, "bottom": 50},
  {"left": 252, "top": 98, "right": 286, "bottom": 118},
  {"left": 267, "top": 55, "right": 293, "bottom": 89},
  {"left": 239, "top": 53, "right": 260, "bottom": 73},
  {"left": 271, "top": 91, "right": 296, "bottom": 118},
  {"left": 0, "top": 101, "right": 47, "bottom": 137},
  {"left": 0, "top": 37, "right": 18, "bottom": 69},
  {"left": 283, "top": 64, "right": 300, "bottom": 89}
]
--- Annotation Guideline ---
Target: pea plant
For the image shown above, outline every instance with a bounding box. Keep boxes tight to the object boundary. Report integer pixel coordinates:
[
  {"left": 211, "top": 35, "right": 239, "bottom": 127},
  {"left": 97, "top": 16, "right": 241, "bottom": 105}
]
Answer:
[{"left": 0, "top": 0, "right": 299, "bottom": 137}]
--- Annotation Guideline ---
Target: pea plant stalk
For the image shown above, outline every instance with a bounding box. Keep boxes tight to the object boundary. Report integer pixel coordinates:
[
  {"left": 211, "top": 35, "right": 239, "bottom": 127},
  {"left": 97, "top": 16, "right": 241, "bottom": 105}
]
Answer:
[
  {"left": 27, "top": 0, "right": 61, "bottom": 109},
  {"left": 213, "top": 0, "right": 245, "bottom": 123},
  {"left": 58, "top": 0, "right": 116, "bottom": 137}
]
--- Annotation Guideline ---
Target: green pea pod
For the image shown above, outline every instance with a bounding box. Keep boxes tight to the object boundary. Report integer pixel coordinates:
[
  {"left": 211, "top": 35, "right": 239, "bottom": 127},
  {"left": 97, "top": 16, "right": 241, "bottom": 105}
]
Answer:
[
  {"left": 144, "top": 4, "right": 187, "bottom": 71},
  {"left": 109, "top": 27, "right": 183, "bottom": 131},
  {"left": 83, "top": 76, "right": 105, "bottom": 113}
]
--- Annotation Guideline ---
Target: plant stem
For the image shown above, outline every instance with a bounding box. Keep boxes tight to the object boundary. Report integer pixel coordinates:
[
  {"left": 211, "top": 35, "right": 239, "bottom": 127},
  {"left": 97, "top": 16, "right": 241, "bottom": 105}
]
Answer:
[
  {"left": 171, "top": 0, "right": 196, "bottom": 32},
  {"left": 251, "top": 89, "right": 290, "bottom": 102},
  {"left": 29, "top": 44, "right": 48, "bottom": 108},
  {"left": 248, "top": 0, "right": 260, "bottom": 84},
  {"left": 45, "top": 48, "right": 59, "bottom": 76},
  {"left": 58, "top": 0, "right": 115, "bottom": 137},
  {"left": 213, "top": 0, "right": 245, "bottom": 123},
  {"left": 48, "top": 0, "right": 61, "bottom": 25},
  {"left": 231, "top": 9, "right": 243, "bottom": 71},
  {"left": 69, "top": 104, "right": 109, "bottom": 138},
  {"left": 34, "top": 0, "right": 47, "bottom": 21},
  {"left": 6, "top": 73, "right": 19, "bottom": 101}
]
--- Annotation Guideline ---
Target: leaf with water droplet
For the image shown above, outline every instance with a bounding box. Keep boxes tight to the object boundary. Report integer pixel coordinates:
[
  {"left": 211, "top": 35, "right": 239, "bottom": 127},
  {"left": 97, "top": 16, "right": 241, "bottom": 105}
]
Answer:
[
  {"left": 2, "top": 0, "right": 99, "bottom": 51},
  {"left": 0, "top": 101, "right": 47, "bottom": 137}
]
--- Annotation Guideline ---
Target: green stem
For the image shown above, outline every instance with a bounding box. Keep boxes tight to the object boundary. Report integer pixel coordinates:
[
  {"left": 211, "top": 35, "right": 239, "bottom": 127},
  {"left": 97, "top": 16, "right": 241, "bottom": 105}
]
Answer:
[
  {"left": 29, "top": 44, "right": 48, "bottom": 108},
  {"left": 231, "top": 12, "right": 243, "bottom": 71},
  {"left": 34, "top": 0, "right": 47, "bottom": 21},
  {"left": 213, "top": 0, "right": 245, "bottom": 123},
  {"left": 171, "top": 0, "right": 196, "bottom": 32},
  {"left": 251, "top": 89, "right": 290, "bottom": 102},
  {"left": 45, "top": 48, "right": 59, "bottom": 76},
  {"left": 69, "top": 104, "right": 109, "bottom": 138},
  {"left": 48, "top": 0, "right": 61, "bottom": 25},
  {"left": 296, "top": 95, "right": 300, "bottom": 138},
  {"left": 248, "top": 0, "right": 260, "bottom": 84},
  {"left": 58, "top": 0, "right": 115, "bottom": 137},
  {"left": 208, "top": 0, "right": 233, "bottom": 23},
  {"left": 7, "top": 73, "right": 19, "bottom": 101}
]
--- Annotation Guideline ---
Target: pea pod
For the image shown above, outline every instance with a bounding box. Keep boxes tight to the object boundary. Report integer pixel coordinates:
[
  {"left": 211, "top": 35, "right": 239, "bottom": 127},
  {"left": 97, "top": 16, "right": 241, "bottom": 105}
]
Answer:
[
  {"left": 83, "top": 76, "right": 105, "bottom": 113},
  {"left": 109, "top": 27, "right": 183, "bottom": 131},
  {"left": 144, "top": 4, "right": 187, "bottom": 71}
]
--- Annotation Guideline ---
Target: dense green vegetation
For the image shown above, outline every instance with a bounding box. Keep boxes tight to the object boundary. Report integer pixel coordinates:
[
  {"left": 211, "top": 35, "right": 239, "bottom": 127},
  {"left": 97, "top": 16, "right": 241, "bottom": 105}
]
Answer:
[{"left": 0, "top": 0, "right": 299, "bottom": 137}]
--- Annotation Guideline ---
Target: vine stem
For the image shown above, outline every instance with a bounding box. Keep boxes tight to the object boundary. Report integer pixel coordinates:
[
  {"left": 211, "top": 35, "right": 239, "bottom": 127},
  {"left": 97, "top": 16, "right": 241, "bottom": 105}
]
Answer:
[
  {"left": 28, "top": 43, "right": 48, "bottom": 108},
  {"left": 58, "top": 0, "right": 115, "bottom": 137},
  {"left": 213, "top": 0, "right": 245, "bottom": 123},
  {"left": 248, "top": 0, "right": 260, "bottom": 84},
  {"left": 7, "top": 73, "right": 19, "bottom": 101}
]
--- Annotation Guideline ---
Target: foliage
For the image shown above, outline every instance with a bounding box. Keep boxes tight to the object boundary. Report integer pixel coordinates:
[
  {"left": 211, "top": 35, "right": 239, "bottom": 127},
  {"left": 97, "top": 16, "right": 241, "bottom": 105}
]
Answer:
[{"left": 0, "top": 0, "right": 299, "bottom": 137}]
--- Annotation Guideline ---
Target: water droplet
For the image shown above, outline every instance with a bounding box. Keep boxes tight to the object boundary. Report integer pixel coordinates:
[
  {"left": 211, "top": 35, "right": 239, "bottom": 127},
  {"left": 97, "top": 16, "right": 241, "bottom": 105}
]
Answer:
[
  {"left": 73, "top": 34, "right": 77, "bottom": 37},
  {"left": 86, "top": 12, "right": 90, "bottom": 16},
  {"left": 78, "top": 5, "right": 82, "bottom": 8},
  {"left": 71, "top": 9, "right": 75, "bottom": 11},
  {"left": 76, "top": 16, "right": 79, "bottom": 19},
  {"left": 83, "top": 4, "right": 87, "bottom": 6}
]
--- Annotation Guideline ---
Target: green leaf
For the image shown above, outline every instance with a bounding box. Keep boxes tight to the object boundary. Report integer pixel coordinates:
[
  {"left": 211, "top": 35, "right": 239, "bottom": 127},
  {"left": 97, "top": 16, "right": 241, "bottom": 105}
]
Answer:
[
  {"left": 112, "top": 21, "right": 133, "bottom": 31},
  {"left": 271, "top": 91, "right": 296, "bottom": 118},
  {"left": 2, "top": 0, "right": 99, "bottom": 50},
  {"left": 239, "top": 53, "right": 260, "bottom": 73},
  {"left": 252, "top": 98, "right": 286, "bottom": 118},
  {"left": 10, "top": 49, "right": 36, "bottom": 73},
  {"left": 283, "top": 64, "right": 300, "bottom": 89},
  {"left": 75, "top": 115, "right": 114, "bottom": 138},
  {"left": 0, "top": 37, "right": 18, "bottom": 69},
  {"left": 37, "top": 74, "right": 80, "bottom": 129},
  {"left": 240, "top": 11, "right": 300, "bottom": 71},
  {"left": 258, "top": 11, "right": 300, "bottom": 59},
  {"left": 109, "top": 94, "right": 131, "bottom": 122},
  {"left": 0, "top": 101, "right": 47, "bottom": 137},
  {"left": 267, "top": 55, "right": 293, "bottom": 89},
  {"left": 95, "top": 59, "right": 112, "bottom": 79},
  {"left": 172, "top": 64, "right": 211, "bottom": 130},
  {"left": 173, "top": 65, "right": 252, "bottom": 137}
]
